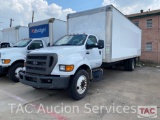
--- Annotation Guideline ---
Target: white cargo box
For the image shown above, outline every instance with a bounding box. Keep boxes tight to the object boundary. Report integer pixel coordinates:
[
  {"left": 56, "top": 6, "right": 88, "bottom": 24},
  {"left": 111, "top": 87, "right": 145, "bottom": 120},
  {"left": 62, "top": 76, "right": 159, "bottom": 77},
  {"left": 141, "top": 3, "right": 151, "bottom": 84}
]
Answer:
[
  {"left": 68, "top": 5, "right": 142, "bottom": 63},
  {"left": 28, "top": 18, "right": 67, "bottom": 46},
  {"left": 2, "top": 26, "right": 29, "bottom": 44}
]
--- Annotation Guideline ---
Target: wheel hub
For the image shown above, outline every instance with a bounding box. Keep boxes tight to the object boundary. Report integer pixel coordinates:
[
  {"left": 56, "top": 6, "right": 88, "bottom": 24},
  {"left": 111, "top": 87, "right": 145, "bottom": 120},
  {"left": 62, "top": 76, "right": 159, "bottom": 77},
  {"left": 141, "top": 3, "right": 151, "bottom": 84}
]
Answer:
[
  {"left": 77, "top": 75, "right": 87, "bottom": 94},
  {"left": 15, "top": 67, "right": 23, "bottom": 79},
  {"left": 132, "top": 60, "right": 135, "bottom": 69}
]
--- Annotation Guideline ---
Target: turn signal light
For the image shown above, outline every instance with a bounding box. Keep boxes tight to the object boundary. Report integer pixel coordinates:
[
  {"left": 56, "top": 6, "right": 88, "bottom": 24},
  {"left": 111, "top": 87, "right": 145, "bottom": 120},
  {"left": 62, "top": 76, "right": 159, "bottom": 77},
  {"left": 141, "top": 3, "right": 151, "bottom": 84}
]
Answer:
[
  {"left": 2, "top": 59, "right": 11, "bottom": 64},
  {"left": 65, "top": 65, "right": 74, "bottom": 72}
]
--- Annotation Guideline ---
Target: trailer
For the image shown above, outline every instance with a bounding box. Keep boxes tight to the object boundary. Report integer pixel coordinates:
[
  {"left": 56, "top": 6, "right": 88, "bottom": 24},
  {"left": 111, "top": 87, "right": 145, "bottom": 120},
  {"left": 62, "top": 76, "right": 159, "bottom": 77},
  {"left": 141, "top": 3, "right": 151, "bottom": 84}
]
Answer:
[{"left": 20, "top": 5, "right": 142, "bottom": 100}]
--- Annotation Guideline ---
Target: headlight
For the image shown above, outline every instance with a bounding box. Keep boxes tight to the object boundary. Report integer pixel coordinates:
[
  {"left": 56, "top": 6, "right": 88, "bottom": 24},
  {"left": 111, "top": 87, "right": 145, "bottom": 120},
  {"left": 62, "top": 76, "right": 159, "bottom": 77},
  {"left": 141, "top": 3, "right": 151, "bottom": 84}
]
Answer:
[
  {"left": 59, "top": 65, "right": 74, "bottom": 72},
  {"left": 2, "top": 59, "right": 11, "bottom": 64}
]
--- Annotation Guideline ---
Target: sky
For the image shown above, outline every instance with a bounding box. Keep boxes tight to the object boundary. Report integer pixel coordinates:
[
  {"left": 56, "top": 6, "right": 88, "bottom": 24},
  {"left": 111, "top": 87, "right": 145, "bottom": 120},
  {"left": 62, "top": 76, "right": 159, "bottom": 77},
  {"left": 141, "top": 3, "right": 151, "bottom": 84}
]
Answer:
[{"left": 0, "top": 0, "right": 160, "bottom": 30}]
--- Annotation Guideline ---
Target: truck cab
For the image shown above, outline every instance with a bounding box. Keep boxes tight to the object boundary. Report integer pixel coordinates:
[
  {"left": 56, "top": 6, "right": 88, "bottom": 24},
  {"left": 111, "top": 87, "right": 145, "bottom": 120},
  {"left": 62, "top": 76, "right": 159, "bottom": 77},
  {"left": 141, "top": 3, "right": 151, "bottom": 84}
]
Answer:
[
  {"left": 19, "top": 34, "right": 104, "bottom": 100},
  {"left": 0, "top": 39, "right": 47, "bottom": 81}
]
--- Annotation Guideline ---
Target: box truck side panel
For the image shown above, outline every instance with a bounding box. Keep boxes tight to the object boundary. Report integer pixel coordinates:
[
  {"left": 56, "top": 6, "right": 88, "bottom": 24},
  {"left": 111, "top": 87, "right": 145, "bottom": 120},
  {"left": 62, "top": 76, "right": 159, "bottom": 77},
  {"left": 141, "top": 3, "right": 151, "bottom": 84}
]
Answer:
[
  {"left": 68, "top": 11, "right": 106, "bottom": 41},
  {"left": 53, "top": 20, "right": 67, "bottom": 42},
  {"left": 3, "top": 28, "right": 17, "bottom": 44},
  {"left": 68, "top": 10, "right": 107, "bottom": 60},
  {"left": 19, "top": 27, "right": 29, "bottom": 42},
  {"left": 9, "top": 29, "right": 17, "bottom": 44},
  {"left": 111, "top": 8, "right": 141, "bottom": 62}
]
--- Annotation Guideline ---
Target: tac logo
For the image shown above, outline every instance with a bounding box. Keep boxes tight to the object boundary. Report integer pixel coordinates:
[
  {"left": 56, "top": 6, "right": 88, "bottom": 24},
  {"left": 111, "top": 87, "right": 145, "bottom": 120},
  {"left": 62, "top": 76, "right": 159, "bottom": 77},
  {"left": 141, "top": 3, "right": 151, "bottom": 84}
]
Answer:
[
  {"left": 138, "top": 106, "right": 157, "bottom": 118},
  {"left": 31, "top": 28, "right": 46, "bottom": 34}
]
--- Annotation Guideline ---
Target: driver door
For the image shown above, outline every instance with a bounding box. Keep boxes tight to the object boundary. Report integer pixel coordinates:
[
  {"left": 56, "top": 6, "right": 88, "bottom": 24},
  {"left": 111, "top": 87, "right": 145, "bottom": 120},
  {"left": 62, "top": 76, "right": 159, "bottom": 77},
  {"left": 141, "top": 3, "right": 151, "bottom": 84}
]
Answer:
[{"left": 85, "top": 35, "right": 102, "bottom": 69}]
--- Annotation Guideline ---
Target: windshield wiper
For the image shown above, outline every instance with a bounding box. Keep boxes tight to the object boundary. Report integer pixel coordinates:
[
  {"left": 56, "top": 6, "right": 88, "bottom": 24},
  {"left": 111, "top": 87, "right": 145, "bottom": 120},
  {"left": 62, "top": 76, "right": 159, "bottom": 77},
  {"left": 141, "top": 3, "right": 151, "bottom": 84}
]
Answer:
[
  {"left": 60, "top": 44, "right": 73, "bottom": 46},
  {"left": 13, "top": 46, "right": 24, "bottom": 47},
  {"left": 52, "top": 44, "right": 73, "bottom": 46}
]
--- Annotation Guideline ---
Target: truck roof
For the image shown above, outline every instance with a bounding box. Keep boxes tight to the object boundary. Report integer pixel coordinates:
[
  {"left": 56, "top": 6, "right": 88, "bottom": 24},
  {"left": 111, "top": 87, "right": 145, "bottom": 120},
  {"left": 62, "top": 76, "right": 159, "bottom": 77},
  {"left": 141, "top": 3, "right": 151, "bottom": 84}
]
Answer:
[
  {"left": 28, "top": 18, "right": 66, "bottom": 27},
  {"left": 67, "top": 5, "right": 141, "bottom": 30},
  {"left": 2, "top": 26, "right": 28, "bottom": 31},
  {"left": 67, "top": 5, "right": 114, "bottom": 19}
]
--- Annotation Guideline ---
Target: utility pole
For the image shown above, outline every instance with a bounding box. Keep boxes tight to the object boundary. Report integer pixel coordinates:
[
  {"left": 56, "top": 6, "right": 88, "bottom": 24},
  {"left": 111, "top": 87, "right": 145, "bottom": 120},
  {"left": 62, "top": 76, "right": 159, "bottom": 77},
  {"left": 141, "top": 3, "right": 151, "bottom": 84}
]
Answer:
[
  {"left": 10, "top": 18, "right": 14, "bottom": 27},
  {"left": 32, "top": 11, "right": 35, "bottom": 22}
]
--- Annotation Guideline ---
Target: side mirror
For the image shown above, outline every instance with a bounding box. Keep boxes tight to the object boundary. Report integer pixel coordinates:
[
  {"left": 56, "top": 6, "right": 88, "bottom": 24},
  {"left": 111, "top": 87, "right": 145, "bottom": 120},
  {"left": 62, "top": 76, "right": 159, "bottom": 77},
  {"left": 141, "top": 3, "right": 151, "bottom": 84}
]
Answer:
[
  {"left": 28, "top": 45, "right": 35, "bottom": 50},
  {"left": 98, "top": 40, "right": 104, "bottom": 49},
  {"left": 27, "top": 46, "right": 31, "bottom": 50},
  {"left": 86, "top": 44, "right": 98, "bottom": 49}
]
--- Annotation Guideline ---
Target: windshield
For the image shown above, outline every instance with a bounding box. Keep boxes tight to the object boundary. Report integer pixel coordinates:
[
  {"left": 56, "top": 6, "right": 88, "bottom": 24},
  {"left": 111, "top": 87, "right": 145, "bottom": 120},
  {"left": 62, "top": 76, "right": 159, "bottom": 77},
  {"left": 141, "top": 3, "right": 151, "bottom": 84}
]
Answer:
[
  {"left": 13, "top": 40, "right": 32, "bottom": 47},
  {"left": 53, "top": 35, "right": 87, "bottom": 46}
]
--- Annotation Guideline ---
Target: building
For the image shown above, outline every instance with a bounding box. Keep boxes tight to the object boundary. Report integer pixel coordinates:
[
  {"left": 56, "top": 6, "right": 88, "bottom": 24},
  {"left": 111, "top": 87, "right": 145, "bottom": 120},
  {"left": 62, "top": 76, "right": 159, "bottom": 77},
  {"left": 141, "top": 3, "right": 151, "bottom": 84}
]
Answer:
[{"left": 127, "top": 9, "right": 160, "bottom": 64}]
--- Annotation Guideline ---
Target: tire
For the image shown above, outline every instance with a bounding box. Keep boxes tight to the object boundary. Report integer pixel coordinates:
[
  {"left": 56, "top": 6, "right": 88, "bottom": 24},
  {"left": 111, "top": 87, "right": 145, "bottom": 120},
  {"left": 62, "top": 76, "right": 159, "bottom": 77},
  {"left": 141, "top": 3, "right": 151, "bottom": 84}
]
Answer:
[
  {"left": 124, "top": 58, "right": 136, "bottom": 71},
  {"left": 0, "top": 73, "right": 7, "bottom": 77},
  {"left": 68, "top": 69, "right": 90, "bottom": 100},
  {"left": 128, "top": 59, "right": 135, "bottom": 71},
  {"left": 8, "top": 62, "right": 24, "bottom": 82},
  {"left": 124, "top": 60, "right": 129, "bottom": 71}
]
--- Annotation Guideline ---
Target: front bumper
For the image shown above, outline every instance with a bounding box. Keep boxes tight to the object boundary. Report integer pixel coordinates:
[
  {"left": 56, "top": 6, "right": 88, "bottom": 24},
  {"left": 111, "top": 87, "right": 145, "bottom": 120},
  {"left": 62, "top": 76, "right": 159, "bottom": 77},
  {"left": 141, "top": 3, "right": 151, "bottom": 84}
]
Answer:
[
  {"left": 19, "top": 72, "right": 70, "bottom": 89},
  {"left": 0, "top": 66, "right": 9, "bottom": 74}
]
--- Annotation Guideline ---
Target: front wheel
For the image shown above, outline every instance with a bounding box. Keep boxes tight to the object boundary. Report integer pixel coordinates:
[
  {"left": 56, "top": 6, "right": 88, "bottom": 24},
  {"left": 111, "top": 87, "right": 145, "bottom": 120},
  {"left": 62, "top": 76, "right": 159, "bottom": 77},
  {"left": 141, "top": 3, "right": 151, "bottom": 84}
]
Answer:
[
  {"left": 68, "top": 69, "right": 90, "bottom": 100},
  {"left": 8, "top": 63, "right": 24, "bottom": 82}
]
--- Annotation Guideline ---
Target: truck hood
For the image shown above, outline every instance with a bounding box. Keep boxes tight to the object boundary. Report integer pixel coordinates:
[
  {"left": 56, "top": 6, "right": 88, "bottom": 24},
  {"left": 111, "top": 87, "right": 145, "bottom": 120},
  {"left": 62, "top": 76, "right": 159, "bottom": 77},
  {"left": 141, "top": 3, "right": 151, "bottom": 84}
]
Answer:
[
  {"left": 0, "top": 47, "right": 25, "bottom": 54},
  {"left": 30, "top": 46, "right": 84, "bottom": 55}
]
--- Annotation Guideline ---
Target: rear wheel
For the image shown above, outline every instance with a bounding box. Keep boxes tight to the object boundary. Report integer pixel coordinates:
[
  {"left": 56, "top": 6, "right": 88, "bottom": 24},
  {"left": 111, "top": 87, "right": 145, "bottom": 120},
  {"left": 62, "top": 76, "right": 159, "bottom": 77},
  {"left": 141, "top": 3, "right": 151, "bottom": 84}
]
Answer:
[
  {"left": 8, "top": 63, "right": 24, "bottom": 82},
  {"left": 124, "top": 58, "right": 135, "bottom": 71},
  {"left": 68, "top": 69, "right": 89, "bottom": 100}
]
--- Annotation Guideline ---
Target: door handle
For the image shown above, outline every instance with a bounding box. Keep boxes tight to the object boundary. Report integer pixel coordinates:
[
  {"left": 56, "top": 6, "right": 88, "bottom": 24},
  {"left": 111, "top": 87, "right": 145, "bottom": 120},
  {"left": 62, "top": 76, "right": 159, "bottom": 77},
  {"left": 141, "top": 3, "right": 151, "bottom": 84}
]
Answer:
[{"left": 86, "top": 51, "right": 90, "bottom": 54}]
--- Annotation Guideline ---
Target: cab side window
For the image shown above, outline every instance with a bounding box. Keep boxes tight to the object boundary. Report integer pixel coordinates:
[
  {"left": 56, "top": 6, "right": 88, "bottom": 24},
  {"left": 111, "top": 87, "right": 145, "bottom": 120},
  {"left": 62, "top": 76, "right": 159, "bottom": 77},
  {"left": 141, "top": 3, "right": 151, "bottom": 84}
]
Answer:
[
  {"left": 29, "top": 40, "right": 43, "bottom": 50},
  {"left": 86, "top": 36, "right": 98, "bottom": 45}
]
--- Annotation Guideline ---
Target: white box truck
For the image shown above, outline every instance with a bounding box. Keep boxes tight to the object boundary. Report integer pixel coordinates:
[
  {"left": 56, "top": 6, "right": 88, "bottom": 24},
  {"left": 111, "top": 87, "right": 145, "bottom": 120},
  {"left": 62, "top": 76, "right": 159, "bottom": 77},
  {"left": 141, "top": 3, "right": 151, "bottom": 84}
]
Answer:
[
  {"left": 0, "top": 26, "right": 28, "bottom": 48},
  {"left": 19, "top": 5, "right": 141, "bottom": 100},
  {"left": 2, "top": 26, "right": 29, "bottom": 44},
  {"left": 29, "top": 18, "right": 67, "bottom": 46},
  {"left": 0, "top": 18, "right": 67, "bottom": 82}
]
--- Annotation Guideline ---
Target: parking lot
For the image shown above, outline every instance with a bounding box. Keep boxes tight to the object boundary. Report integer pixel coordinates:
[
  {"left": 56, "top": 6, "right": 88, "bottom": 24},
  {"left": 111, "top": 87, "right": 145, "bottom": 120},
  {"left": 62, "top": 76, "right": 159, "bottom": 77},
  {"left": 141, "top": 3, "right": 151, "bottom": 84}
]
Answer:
[{"left": 0, "top": 66, "right": 159, "bottom": 120}]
